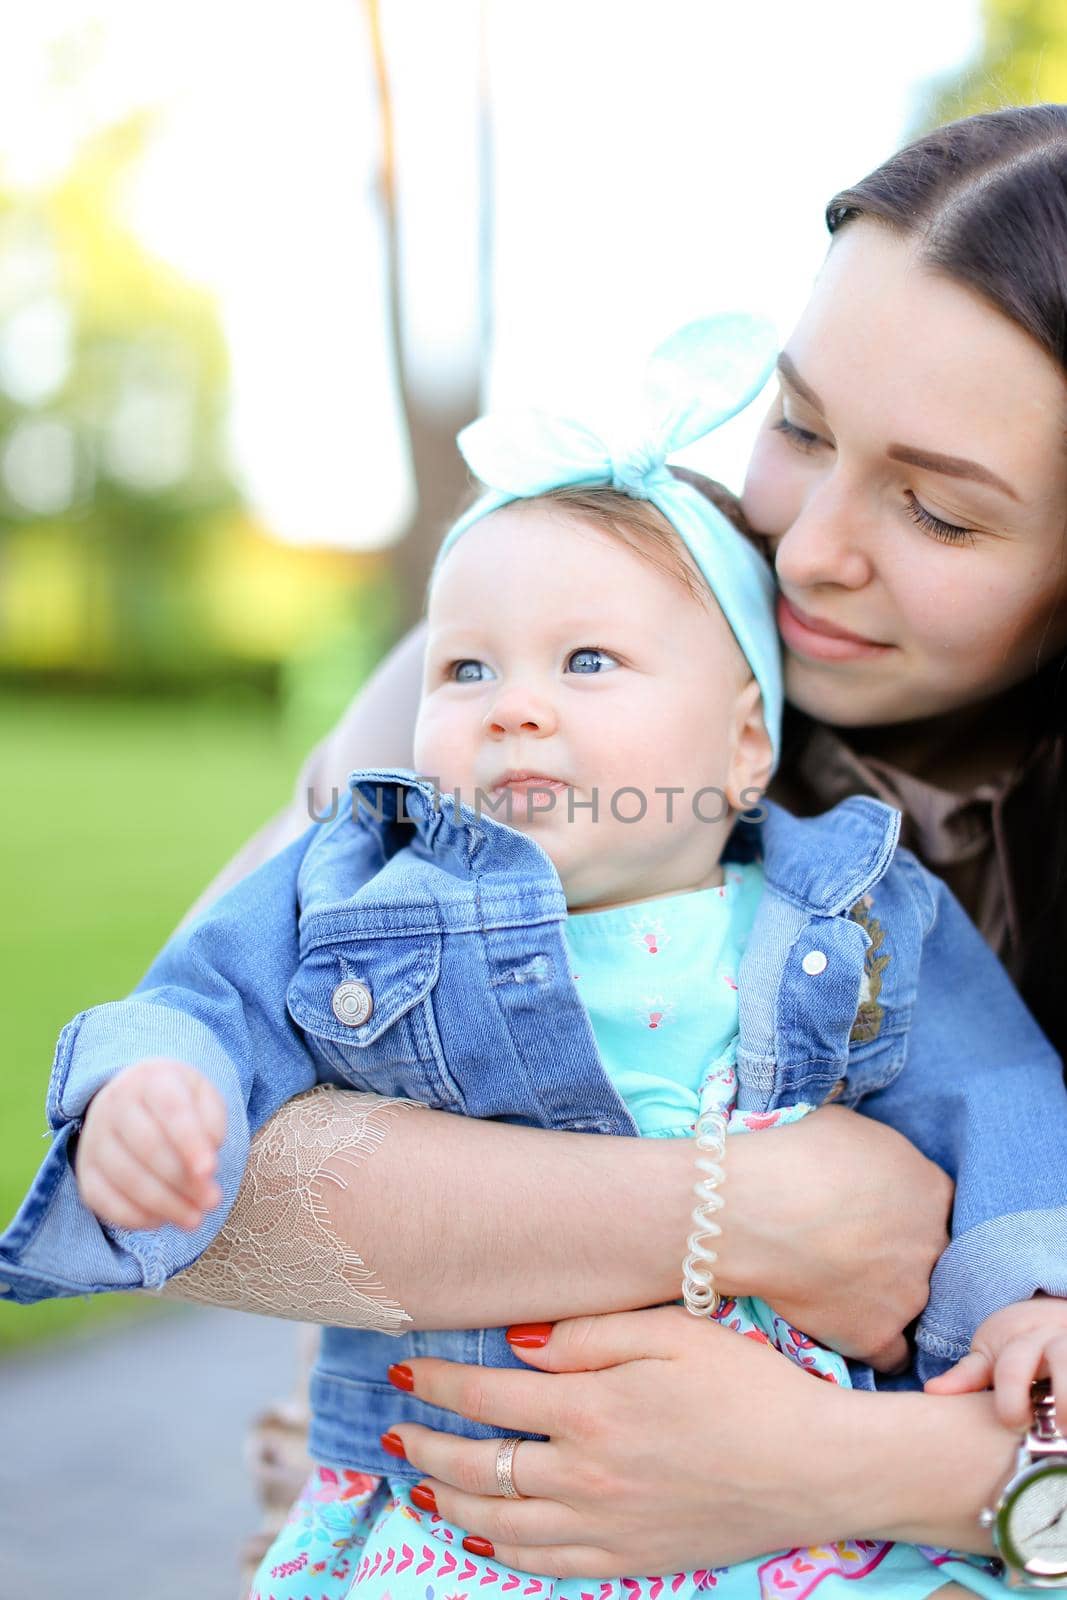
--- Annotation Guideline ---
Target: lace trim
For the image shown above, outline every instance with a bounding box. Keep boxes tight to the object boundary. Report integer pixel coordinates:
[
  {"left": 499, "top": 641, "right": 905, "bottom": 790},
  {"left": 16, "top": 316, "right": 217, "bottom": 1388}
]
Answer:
[{"left": 151, "top": 1085, "right": 418, "bottom": 1333}]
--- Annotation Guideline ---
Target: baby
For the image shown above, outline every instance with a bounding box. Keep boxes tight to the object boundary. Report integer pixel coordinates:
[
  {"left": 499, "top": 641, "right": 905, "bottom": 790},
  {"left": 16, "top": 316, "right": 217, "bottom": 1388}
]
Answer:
[{"left": 4, "top": 316, "right": 1067, "bottom": 1600}]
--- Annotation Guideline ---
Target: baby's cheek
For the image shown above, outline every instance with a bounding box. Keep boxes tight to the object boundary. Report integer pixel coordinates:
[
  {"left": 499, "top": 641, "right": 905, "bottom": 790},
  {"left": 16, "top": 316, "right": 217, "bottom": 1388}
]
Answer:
[
  {"left": 412, "top": 720, "right": 476, "bottom": 793},
  {"left": 412, "top": 705, "right": 458, "bottom": 786}
]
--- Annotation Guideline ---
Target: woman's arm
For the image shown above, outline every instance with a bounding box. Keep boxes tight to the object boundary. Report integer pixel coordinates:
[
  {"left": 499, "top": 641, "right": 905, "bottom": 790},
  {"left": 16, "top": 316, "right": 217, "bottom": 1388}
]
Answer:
[
  {"left": 163, "top": 1081, "right": 950, "bottom": 1370},
  {"left": 382, "top": 1307, "right": 1016, "bottom": 1573}
]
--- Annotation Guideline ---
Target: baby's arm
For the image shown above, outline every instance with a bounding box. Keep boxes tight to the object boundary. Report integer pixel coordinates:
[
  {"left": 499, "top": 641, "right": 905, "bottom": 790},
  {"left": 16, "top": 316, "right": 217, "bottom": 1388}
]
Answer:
[
  {"left": 925, "top": 1296, "right": 1067, "bottom": 1428},
  {"left": 0, "top": 826, "right": 323, "bottom": 1304},
  {"left": 76, "top": 1058, "right": 226, "bottom": 1233}
]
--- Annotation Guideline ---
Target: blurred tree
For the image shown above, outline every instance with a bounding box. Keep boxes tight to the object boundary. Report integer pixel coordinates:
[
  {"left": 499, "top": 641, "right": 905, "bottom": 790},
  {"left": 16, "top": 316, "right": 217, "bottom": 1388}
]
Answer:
[
  {"left": 364, "top": 0, "right": 488, "bottom": 631},
  {"left": 0, "top": 109, "right": 390, "bottom": 693},
  {"left": 925, "top": 0, "right": 1067, "bottom": 120},
  {"left": 0, "top": 111, "right": 242, "bottom": 683}
]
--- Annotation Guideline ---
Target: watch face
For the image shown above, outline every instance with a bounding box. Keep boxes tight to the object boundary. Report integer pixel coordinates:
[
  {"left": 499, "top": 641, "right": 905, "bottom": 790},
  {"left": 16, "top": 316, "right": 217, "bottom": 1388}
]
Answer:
[{"left": 1003, "top": 1462, "right": 1067, "bottom": 1580}]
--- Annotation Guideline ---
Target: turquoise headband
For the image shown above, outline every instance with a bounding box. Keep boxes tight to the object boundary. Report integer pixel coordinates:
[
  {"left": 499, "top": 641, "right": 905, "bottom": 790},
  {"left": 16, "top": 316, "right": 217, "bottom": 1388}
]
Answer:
[{"left": 432, "top": 313, "right": 783, "bottom": 768}]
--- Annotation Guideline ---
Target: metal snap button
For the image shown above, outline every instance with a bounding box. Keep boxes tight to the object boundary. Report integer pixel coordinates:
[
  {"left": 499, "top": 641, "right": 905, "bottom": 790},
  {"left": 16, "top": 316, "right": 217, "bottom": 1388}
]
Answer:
[
  {"left": 331, "top": 980, "right": 374, "bottom": 1027},
  {"left": 801, "top": 950, "right": 828, "bottom": 976}
]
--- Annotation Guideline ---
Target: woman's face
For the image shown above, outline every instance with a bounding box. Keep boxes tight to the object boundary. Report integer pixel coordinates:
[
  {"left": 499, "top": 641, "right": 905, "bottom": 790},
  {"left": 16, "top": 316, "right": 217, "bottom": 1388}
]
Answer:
[{"left": 742, "top": 221, "right": 1067, "bottom": 727}]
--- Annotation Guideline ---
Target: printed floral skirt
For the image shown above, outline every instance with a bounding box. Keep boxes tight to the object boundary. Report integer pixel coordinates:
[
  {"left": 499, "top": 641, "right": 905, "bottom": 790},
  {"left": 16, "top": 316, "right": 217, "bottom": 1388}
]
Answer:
[
  {"left": 247, "top": 1464, "right": 1008, "bottom": 1600},
  {"left": 248, "top": 1296, "right": 1008, "bottom": 1600}
]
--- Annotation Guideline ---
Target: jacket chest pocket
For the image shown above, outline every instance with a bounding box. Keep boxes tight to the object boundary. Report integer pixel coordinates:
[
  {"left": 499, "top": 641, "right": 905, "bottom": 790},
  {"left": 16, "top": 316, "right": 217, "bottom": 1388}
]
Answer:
[
  {"left": 286, "top": 934, "right": 463, "bottom": 1109},
  {"left": 836, "top": 1027, "right": 909, "bottom": 1106},
  {"left": 836, "top": 892, "right": 914, "bottom": 1106},
  {"left": 770, "top": 912, "right": 910, "bottom": 1107}
]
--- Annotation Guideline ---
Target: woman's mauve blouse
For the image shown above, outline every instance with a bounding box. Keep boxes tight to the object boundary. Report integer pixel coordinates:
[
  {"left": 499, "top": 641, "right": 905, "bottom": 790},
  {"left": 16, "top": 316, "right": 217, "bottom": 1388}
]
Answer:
[{"left": 770, "top": 712, "right": 1066, "bottom": 1063}]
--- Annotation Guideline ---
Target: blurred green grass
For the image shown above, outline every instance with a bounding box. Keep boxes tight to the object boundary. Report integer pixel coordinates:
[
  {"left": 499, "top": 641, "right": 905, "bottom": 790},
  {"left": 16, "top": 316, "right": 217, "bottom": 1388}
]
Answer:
[{"left": 0, "top": 689, "right": 298, "bottom": 1353}]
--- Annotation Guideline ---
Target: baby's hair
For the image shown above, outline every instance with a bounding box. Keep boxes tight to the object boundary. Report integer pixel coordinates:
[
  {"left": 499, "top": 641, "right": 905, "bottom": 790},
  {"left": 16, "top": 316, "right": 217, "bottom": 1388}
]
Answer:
[
  {"left": 534, "top": 469, "right": 751, "bottom": 614},
  {"left": 430, "top": 468, "right": 752, "bottom": 616}
]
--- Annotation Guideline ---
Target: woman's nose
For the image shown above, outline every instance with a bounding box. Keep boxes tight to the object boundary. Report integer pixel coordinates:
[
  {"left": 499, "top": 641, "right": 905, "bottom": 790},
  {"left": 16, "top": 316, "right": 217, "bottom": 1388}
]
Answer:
[
  {"left": 773, "top": 476, "right": 876, "bottom": 593},
  {"left": 482, "top": 687, "right": 558, "bottom": 738}
]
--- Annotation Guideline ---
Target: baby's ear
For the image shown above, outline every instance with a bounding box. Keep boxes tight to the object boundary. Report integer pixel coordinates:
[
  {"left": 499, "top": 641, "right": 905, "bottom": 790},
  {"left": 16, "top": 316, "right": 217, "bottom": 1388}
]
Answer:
[{"left": 726, "top": 678, "right": 773, "bottom": 809}]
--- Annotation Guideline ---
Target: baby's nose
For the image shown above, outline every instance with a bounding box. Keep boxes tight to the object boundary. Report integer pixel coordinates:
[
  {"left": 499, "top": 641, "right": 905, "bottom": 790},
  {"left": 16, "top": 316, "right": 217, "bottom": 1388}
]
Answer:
[{"left": 482, "top": 689, "right": 557, "bottom": 737}]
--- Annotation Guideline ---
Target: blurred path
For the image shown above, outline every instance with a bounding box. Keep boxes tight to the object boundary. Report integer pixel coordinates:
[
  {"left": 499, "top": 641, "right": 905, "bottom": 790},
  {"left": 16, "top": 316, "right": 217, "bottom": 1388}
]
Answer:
[{"left": 0, "top": 1304, "right": 304, "bottom": 1600}]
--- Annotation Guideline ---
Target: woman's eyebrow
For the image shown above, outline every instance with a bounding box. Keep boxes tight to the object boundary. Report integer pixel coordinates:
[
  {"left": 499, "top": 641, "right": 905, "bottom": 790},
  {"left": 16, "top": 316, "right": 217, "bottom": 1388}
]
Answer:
[
  {"left": 778, "top": 351, "right": 1021, "bottom": 502},
  {"left": 884, "top": 443, "right": 1020, "bottom": 501},
  {"left": 776, "top": 352, "right": 824, "bottom": 411}
]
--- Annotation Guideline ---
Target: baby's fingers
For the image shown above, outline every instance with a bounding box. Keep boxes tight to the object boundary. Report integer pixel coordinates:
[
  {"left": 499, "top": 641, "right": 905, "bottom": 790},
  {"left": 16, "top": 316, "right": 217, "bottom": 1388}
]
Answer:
[
  {"left": 75, "top": 1165, "right": 165, "bottom": 1232},
  {"left": 992, "top": 1335, "right": 1060, "bottom": 1430},
  {"left": 925, "top": 1349, "right": 993, "bottom": 1397},
  {"left": 996, "top": 1334, "right": 1067, "bottom": 1433},
  {"left": 79, "top": 1135, "right": 207, "bottom": 1232},
  {"left": 188, "top": 1072, "right": 227, "bottom": 1157},
  {"left": 109, "top": 1096, "right": 210, "bottom": 1203},
  {"left": 1043, "top": 1338, "right": 1067, "bottom": 1430},
  {"left": 138, "top": 1061, "right": 225, "bottom": 1183}
]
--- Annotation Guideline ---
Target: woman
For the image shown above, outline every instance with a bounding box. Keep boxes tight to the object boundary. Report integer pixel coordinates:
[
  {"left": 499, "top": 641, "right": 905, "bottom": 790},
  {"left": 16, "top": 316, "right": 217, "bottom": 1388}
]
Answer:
[{"left": 170, "top": 104, "right": 1067, "bottom": 1580}]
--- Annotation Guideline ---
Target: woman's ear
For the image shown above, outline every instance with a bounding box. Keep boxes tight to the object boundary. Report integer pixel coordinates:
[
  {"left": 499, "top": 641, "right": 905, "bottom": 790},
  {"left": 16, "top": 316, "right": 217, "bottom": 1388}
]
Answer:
[{"left": 725, "top": 677, "right": 773, "bottom": 809}]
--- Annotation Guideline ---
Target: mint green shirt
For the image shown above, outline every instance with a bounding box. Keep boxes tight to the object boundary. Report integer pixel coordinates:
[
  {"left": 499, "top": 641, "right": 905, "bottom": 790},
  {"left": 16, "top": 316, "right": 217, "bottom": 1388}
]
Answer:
[{"left": 562, "top": 861, "right": 765, "bottom": 1136}]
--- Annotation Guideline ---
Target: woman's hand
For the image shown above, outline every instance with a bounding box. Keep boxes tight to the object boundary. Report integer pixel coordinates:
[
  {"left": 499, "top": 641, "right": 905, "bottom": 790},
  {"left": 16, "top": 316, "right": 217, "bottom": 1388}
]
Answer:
[
  {"left": 718, "top": 1107, "right": 953, "bottom": 1370},
  {"left": 384, "top": 1308, "right": 862, "bottom": 1576},
  {"left": 383, "top": 1308, "right": 1013, "bottom": 1578}
]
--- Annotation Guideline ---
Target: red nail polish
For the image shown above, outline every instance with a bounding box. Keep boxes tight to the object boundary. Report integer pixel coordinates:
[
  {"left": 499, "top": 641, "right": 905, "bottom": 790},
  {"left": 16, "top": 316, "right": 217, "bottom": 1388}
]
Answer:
[
  {"left": 380, "top": 1431, "right": 407, "bottom": 1459},
  {"left": 410, "top": 1483, "right": 437, "bottom": 1512},
  {"left": 388, "top": 1363, "right": 415, "bottom": 1392},
  {"left": 463, "top": 1535, "right": 495, "bottom": 1557},
  {"left": 505, "top": 1322, "right": 553, "bottom": 1348}
]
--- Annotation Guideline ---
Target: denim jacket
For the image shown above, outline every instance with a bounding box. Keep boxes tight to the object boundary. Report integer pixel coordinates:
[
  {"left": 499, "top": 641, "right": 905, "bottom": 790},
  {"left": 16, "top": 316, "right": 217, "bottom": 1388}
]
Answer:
[{"left": 3, "top": 768, "right": 1067, "bottom": 1478}]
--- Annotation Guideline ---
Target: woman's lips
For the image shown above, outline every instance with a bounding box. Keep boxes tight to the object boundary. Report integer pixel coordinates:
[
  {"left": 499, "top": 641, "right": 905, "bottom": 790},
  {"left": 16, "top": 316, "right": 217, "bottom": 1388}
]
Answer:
[{"left": 776, "top": 594, "right": 892, "bottom": 663}]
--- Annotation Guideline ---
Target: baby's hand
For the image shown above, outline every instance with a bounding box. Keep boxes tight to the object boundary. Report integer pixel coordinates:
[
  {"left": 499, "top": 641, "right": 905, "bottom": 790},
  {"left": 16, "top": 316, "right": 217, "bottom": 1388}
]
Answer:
[
  {"left": 924, "top": 1296, "right": 1067, "bottom": 1429},
  {"left": 75, "top": 1058, "right": 227, "bottom": 1233}
]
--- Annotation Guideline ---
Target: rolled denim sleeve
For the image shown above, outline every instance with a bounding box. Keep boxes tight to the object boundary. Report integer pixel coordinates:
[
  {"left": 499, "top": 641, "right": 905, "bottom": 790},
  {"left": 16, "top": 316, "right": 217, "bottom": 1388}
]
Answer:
[
  {"left": 859, "top": 859, "right": 1067, "bottom": 1381},
  {"left": 0, "top": 828, "right": 322, "bottom": 1306}
]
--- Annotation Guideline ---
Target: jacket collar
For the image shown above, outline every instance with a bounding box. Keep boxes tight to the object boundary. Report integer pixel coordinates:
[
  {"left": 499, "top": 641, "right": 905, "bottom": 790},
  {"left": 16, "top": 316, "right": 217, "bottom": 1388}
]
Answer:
[
  {"left": 739, "top": 794, "right": 901, "bottom": 916},
  {"left": 347, "top": 768, "right": 902, "bottom": 919},
  {"left": 346, "top": 766, "right": 558, "bottom": 881}
]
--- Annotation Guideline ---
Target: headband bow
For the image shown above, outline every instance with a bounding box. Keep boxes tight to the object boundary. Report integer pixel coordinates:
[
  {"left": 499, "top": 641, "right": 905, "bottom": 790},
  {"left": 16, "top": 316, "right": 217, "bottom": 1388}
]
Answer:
[{"left": 433, "top": 313, "right": 784, "bottom": 766}]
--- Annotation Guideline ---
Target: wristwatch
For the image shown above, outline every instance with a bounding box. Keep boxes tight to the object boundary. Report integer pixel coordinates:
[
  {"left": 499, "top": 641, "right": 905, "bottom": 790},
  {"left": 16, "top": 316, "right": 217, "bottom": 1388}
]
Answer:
[{"left": 981, "top": 1379, "right": 1067, "bottom": 1588}]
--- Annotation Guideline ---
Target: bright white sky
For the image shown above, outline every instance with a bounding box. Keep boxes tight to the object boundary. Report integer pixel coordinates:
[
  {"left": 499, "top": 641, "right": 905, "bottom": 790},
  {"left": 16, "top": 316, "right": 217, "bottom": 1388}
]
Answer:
[{"left": 0, "top": 1, "right": 983, "bottom": 548}]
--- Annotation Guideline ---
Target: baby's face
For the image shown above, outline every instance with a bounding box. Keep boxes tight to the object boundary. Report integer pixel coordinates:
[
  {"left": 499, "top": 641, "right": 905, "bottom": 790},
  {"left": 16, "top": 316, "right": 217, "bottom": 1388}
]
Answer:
[{"left": 414, "top": 501, "right": 765, "bottom": 910}]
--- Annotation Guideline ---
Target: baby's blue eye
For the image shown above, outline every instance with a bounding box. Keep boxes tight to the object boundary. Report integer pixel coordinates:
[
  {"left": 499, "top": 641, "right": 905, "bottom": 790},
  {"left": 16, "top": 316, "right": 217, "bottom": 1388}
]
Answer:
[
  {"left": 451, "top": 659, "right": 494, "bottom": 683},
  {"left": 567, "top": 648, "right": 617, "bottom": 674}
]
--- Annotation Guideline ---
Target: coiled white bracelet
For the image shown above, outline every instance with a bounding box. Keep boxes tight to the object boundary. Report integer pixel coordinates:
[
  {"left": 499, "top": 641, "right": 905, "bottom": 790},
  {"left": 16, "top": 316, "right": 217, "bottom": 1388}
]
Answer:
[{"left": 682, "top": 1101, "right": 728, "bottom": 1316}]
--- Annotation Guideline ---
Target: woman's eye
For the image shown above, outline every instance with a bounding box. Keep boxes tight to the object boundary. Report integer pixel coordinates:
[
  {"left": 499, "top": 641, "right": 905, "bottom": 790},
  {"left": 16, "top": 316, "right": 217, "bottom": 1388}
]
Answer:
[
  {"left": 567, "top": 647, "right": 618, "bottom": 674},
  {"left": 771, "top": 416, "right": 825, "bottom": 454},
  {"left": 449, "top": 659, "right": 493, "bottom": 683},
  {"left": 903, "top": 491, "right": 977, "bottom": 548}
]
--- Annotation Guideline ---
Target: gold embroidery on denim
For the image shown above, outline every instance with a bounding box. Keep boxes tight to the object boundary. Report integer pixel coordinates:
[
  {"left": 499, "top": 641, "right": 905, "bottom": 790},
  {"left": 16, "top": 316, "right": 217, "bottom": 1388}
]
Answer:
[{"left": 849, "top": 893, "right": 889, "bottom": 1044}]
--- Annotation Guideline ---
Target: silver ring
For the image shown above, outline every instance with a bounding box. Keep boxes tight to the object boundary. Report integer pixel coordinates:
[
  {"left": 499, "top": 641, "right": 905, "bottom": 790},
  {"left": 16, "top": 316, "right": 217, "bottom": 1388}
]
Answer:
[{"left": 495, "top": 1435, "right": 523, "bottom": 1499}]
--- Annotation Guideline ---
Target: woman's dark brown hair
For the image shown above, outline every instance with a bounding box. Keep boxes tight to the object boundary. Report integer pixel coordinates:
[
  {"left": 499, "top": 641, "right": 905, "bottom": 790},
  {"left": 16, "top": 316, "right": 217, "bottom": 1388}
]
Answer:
[{"left": 826, "top": 104, "right": 1067, "bottom": 373}]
